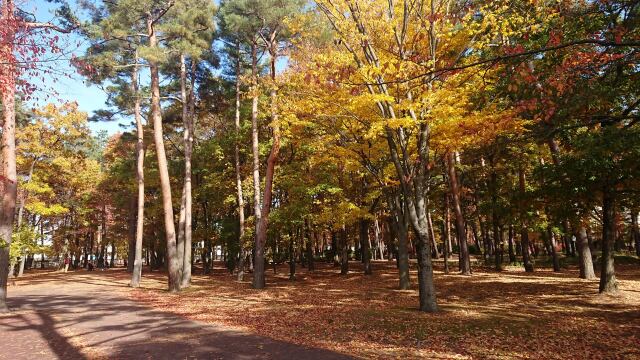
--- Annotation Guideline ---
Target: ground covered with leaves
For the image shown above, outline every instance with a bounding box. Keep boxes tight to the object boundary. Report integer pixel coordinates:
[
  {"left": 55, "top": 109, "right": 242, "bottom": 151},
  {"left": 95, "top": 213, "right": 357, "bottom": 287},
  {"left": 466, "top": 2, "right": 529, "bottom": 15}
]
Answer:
[{"left": 126, "top": 260, "right": 640, "bottom": 359}]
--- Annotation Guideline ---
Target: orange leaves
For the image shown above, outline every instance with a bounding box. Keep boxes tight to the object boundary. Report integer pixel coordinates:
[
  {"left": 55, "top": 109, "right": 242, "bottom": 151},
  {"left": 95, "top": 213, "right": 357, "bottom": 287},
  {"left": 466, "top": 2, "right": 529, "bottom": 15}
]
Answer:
[{"left": 124, "top": 263, "right": 640, "bottom": 360}]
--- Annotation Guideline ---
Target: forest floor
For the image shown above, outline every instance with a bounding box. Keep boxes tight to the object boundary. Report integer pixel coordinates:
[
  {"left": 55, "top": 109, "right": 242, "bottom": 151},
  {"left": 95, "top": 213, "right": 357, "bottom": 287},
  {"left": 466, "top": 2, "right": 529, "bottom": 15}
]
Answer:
[
  {"left": 2, "top": 259, "right": 639, "bottom": 359},
  {"left": 126, "top": 259, "right": 640, "bottom": 360}
]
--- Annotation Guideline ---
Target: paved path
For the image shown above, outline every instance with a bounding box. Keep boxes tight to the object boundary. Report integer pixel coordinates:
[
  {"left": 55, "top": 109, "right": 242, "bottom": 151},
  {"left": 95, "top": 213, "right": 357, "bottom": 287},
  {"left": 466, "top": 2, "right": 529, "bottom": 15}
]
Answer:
[{"left": 0, "top": 271, "right": 352, "bottom": 360}]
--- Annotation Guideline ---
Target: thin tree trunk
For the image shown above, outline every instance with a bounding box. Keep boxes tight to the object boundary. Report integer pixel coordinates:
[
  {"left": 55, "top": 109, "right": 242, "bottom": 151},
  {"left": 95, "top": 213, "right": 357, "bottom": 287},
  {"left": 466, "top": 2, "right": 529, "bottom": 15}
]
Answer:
[
  {"left": 599, "top": 187, "right": 617, "bottom": 293},
  {"left": 518, "top": 167, "right": 534, "bottom": 272},
  {"left": 253, "top": 40, "right": 281, "bottom": 289},
  {"left": 131, "top": 59, "right": 144, "bottom": 287},
  {"left": 446, "top": 152, "right": 471, "bottom": 274},
  {"left": 632, "top": 210, "right": 640, "bottom": 257},
  {"left": 443, "top": 194, "right": 450, "bottom": 274},
  {"left": 148, "top": 18, "right": 179, "bottom": 292},
  {"left": 249, "top": 41, "right": 265, "bottom": 289},
  {"left": 180, "top": 54, "right": 195, "bottom": 289},
  {"left": 360, "top": 219, "right": 372, "bottom": 275},
  {"left": 490, "top": 163, "right": 502, "bottom": 271},
  {"left": 390, "top": 193, "right": 410, "bottom": 289},
  {"left": 233, "top": 44, "right": 247, "bottom": 282},
  {"left": 340, "top": 227, "right": 349, "bottom": 275},
  {"left": 548, "top": 226, "right": 560, "bottom": 272},
  {"left": 507, "top": 225, "right": 516, "bottom": 263}
]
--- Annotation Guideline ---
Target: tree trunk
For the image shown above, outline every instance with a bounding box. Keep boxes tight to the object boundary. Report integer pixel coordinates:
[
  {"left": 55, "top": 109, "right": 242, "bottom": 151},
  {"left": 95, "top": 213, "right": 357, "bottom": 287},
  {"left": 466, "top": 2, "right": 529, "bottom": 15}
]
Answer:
[
  {"left": 148, "top": 18, "right": 179, "bottom": 292},
  {"left": 253, "top": 41, "right": 281, "bottom": 289},
  {"left": 631, "top": 210, "right": 640, "bottom": 257},
  {"left": 131, "top": 59, "right": 144, "bottom": 287},
  {"left": 446, "top": 152, "right": 471, "bottom": 275},
  {"left": 546, "top": 224, "right": 561, "bottom": 272},
  {"left": 507, "top": 225, "right": 516, "bottom": 263},
  {"left": 249, "top": 40, "right": 265, "bottom": 289},
  {"left": 0, "top": 0, "right": 17, "bottom": 309},
  {"left": 490, "top": 166, "right": 502, "bottom": 271},
  {"left": 518, "top": 168, "right": 534, "bottom": 272},
  {"left": 575, "top": 226, "right": 596, "bottom": 279},
  {"left": 233, "top": 44, "right": 247, "bottom": 282},
  {"left": 427, "top": 211, "right": 439, "bottom": 259},
  {"left": 599, "top": 187, "right": 617, "bottom": 293},
  {"left": 17, "top": 256, "right": 25, "bottom": 277},
  {"left": 443, "top": 194, "right": 450, "bottom": 274},
  {"left": 180, "top": 54, "right": 194, "bottom": 289},
  {"left": 340, "top": 227, "right": 349, "bottom": 275},
  {"left": 305, "top": 221, "right": 314, "bottom": 272},
  {"left": 360, "top": 219, "right": 372, "bottom": 275},
  {"left": 390, "top": 193, "right": 410, "bottom": 289}
]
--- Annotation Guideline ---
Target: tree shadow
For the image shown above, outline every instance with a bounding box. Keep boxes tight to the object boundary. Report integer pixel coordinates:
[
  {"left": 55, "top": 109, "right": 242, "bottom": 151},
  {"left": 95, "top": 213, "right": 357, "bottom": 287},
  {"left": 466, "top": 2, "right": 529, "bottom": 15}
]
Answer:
[{"left": 3, "top": 283, "right": 353, "bottom": 359}]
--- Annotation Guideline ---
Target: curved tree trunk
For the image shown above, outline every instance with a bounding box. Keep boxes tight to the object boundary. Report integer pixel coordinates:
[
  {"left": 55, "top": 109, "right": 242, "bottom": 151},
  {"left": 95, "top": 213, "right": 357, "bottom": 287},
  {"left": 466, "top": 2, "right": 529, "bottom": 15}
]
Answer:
[{"left": 253, "top": 40, "right": 281, "bottom": 289}]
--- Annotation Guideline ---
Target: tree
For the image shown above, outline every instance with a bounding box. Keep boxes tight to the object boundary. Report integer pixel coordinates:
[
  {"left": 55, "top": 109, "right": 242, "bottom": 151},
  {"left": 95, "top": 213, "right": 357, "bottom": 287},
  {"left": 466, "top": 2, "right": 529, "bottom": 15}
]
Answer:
[{"left": 1, "top": 0, "right": 75, "bottom": 311}]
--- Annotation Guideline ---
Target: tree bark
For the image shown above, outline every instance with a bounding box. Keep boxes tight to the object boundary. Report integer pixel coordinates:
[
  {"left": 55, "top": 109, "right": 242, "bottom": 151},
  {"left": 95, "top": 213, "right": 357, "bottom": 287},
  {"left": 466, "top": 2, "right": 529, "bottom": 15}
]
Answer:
[
  {"left": 507, "top": 225, "right": 516, "bottom": 263},
  {"left": 575, "top": 226, "right": 596, "bottom": 279},
  {"left": 305, "top": 221, "right": 314, "bottom": 272},
  {"left": 360, "top": 219, "right": 372, "bottom": 275},
  {"left": 340, "top": 227, "right": 349, "bottom": 275},
  {"left": 427, "top": 211, "right": 439, "bottom": 259},
  {"left": 253, "top": 39, "right": 281, "bottom": 289},
  {"left": 0, "top": 28, "right": 17, "bottom": 311},
  {"left": 631, "top": 210, "right": 640, "bottom": 257},
  {"left": 446, "top": 152, "right": 471, "bottom": 274},
  {"left": 233, "top": 43, "right": 247, "bottom": 282},
  {"left": 443, "top": 194, "right": 450, "bottom": 274},
  {"left": 518, "top": 168, "right": 534, "bottom": 272},
  {"left": 179, "top": 54, "right": 194, "bottom": 289},
  {"left": 389, "top": 193, "right": 410, "bottom": 289},
  {"left": 130, "top": 58, "right": 144, "bottom": 287},
  {"left": 599, "top": 187, "right": 617, "bottom": 293},
  {"left": 148, "top": 18, "right": 180, "bottom": 292}
]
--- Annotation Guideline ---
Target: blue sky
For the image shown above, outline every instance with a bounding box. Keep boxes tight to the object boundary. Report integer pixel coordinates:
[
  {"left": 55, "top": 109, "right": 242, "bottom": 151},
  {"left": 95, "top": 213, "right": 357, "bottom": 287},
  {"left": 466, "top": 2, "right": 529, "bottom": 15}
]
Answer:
[{"left": 28, "top": 0, "right": 122, "bottom": 135}]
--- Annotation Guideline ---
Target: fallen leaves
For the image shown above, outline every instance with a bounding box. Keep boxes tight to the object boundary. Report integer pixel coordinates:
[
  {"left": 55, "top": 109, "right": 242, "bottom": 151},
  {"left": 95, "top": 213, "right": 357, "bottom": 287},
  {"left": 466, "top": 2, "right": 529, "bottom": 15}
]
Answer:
[{"left": 123, "top": 262, "right": 640, "bottom": 359}]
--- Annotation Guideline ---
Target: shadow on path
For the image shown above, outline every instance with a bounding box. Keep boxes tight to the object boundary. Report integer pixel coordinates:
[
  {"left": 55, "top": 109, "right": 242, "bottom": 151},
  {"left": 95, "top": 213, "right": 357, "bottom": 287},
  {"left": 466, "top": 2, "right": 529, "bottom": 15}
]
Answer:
[{"left": 2, "top": 275, "right": 352, "bottom": 360}]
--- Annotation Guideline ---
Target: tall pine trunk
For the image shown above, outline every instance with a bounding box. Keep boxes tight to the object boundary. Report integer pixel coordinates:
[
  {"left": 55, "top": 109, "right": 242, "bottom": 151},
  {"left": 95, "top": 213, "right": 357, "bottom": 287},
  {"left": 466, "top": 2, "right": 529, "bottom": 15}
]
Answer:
[
  {"left": 179, "top": 55, "right": 194, "bottom": 289},
  {"left": 131, "top": 59, "right": 145, "bottom": 288},
  {"left": 234, "top": 44, "right": 247, "bottom": 282},
  {"left": 253, "top": 39, "right": 281, "bottom": 289},
  {"left": 148, "top": 18, "right": 180, "bottom": 293},
  {"left": 249, "top": 41, "right": 265, "bottom": 289}
]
